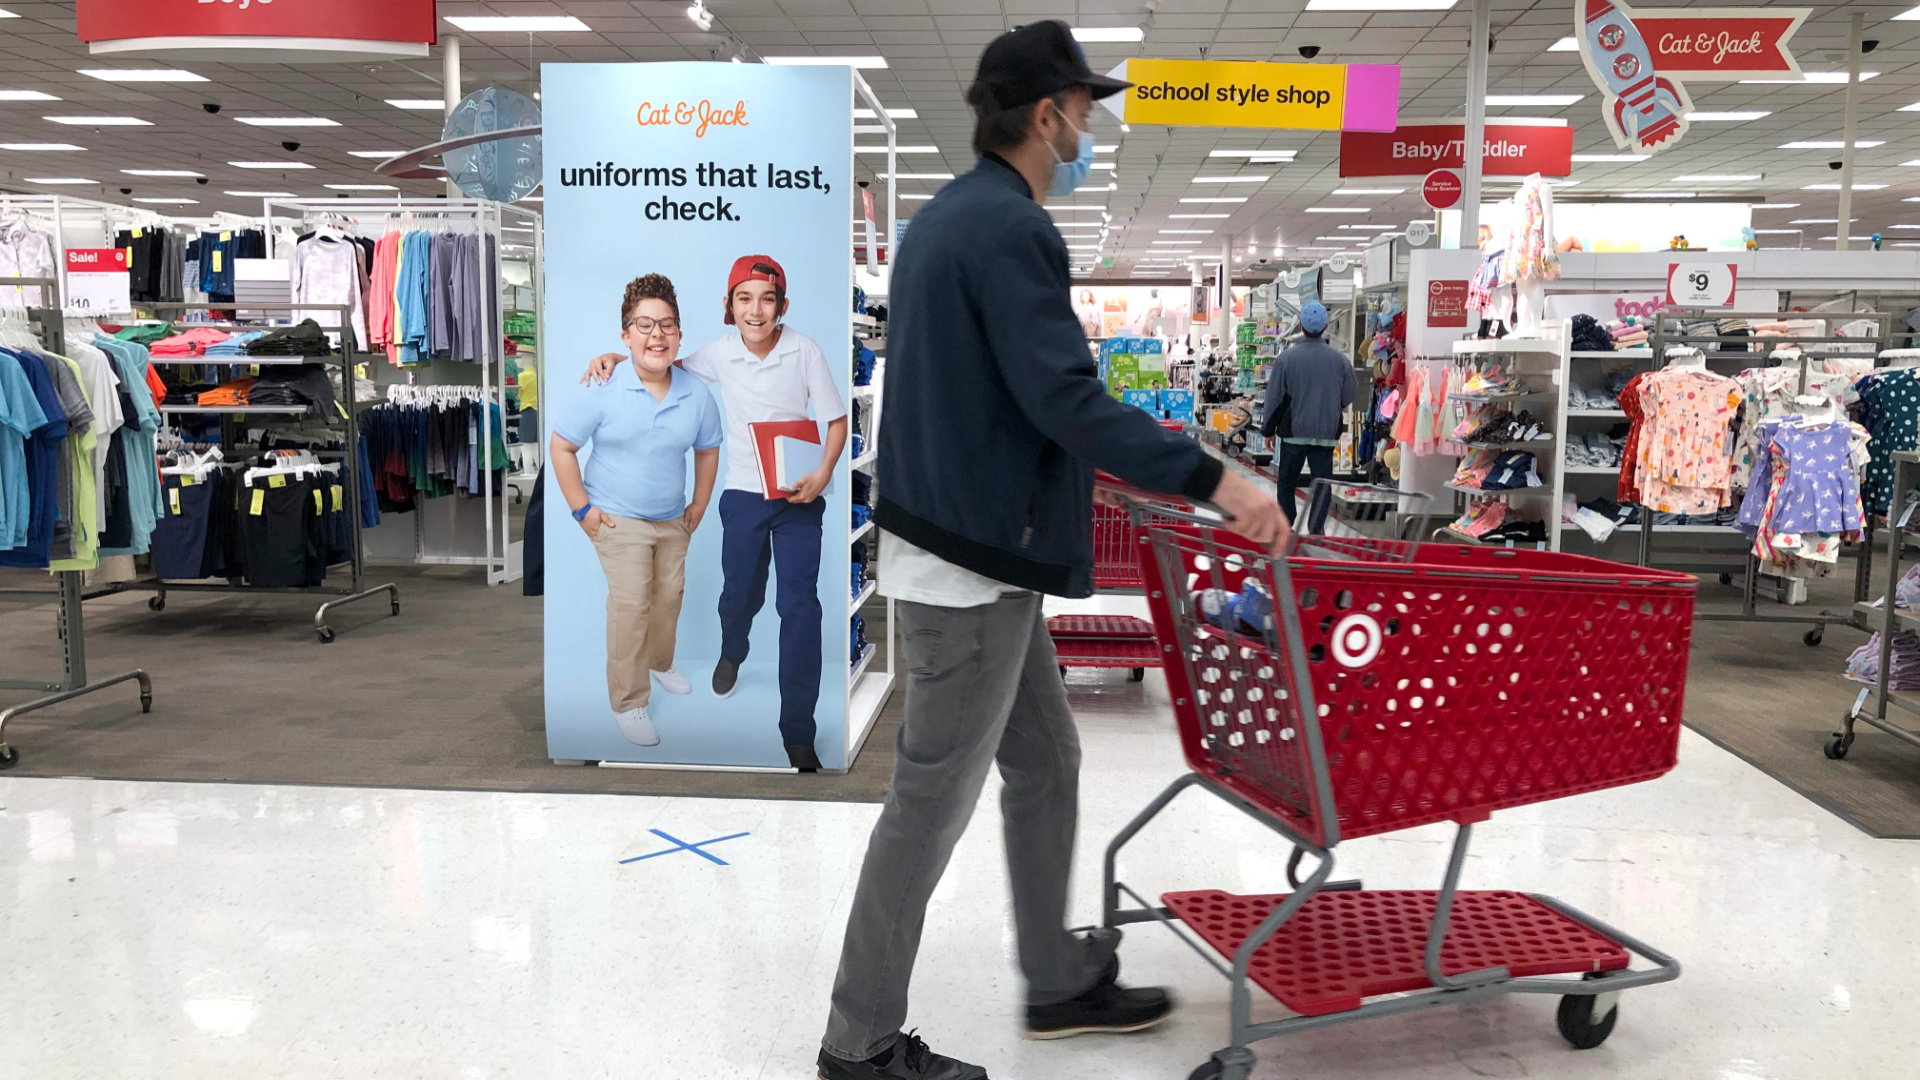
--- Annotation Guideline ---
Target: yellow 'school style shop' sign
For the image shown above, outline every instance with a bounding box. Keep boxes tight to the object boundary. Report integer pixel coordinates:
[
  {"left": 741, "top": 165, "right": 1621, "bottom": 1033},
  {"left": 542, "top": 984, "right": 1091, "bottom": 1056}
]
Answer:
[{"left": 1101, "top": 58, "right": 1400, "bottom": 133}]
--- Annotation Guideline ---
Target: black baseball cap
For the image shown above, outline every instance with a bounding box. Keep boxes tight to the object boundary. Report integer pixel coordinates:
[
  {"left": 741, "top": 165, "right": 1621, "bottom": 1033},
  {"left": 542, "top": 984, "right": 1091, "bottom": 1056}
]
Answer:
[{"left": 969, "top": 20, "right": 1132, "bottom": 112}]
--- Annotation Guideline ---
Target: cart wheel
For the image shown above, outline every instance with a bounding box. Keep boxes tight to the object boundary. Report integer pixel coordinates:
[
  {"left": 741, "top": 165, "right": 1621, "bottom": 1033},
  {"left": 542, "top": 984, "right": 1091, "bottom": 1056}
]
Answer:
[
  {"left": 1556, "top": 974, "right": 1621, "bottom": 1050},
  {"left": 1824, "top": 732, "right": 1853, "bottom": 760},
  {"left": 1718, "top": 572, "right": 1733, "bottom": 585},
  {"left": 1803, "top": 628, "right": 1824, "bottom": 647},
  {"left": 316, "top": 627, "right": 336, "bottom": 644},
  {"left": 1186, "top": 1059, "right": 1225, "bottom": 1080},
  {"left": 0, "top": 743, "right": 16, "bottom": 770},
  {"left": 148, "top": 596, "right": 165, "bottom": 611},
  {"left": 1130, "top": 667, "right": 1146, "bottom": 682}
]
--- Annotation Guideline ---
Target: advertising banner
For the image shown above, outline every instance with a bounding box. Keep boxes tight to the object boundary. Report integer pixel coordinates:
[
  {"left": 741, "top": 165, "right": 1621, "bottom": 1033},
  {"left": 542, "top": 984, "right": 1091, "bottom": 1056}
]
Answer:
[
  {"left": 1576, "top": 0, "right": 1809, "bottom": 154},
  {"left": 543, "top": 62, "right": 855, "bottom": 770},
  {"left": 77, "top": 0, "right": 437, "bottom": 44},
  {"left": 1096, "top": 57, "right": 1400, "bottom": 132},
  {"left": 1339, "top": 119, "right": 1572, "bottom": 178}
]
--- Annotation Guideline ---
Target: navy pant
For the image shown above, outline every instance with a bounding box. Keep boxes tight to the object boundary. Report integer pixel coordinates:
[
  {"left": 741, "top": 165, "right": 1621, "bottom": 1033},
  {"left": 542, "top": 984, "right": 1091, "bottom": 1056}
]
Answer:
[
  {"left": 718, "top": 490, "right": 826, "bottom": 747},
  {"left": 1276, "top": 442, "right": 1334, "bottom": 534}
]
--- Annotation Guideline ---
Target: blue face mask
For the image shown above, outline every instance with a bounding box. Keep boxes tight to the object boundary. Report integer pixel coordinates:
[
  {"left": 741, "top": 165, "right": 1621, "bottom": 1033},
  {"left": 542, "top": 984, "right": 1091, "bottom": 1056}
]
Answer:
[{"left": 1047, "top": 104, "right": 1096, "bottom": 197}]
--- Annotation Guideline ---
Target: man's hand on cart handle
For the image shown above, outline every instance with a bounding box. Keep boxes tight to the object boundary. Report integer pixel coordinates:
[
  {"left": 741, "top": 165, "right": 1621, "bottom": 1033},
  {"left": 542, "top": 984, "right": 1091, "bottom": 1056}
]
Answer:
[
  {"left": 1092, "top": 487, "right": 1126, "bottom": 509},
  {"left": 1210, "top": 470, "right": 1292, "bottom": 551}
]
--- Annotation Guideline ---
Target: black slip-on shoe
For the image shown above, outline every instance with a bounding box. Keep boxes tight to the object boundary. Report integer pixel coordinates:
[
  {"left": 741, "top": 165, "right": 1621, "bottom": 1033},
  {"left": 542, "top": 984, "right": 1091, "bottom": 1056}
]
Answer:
[
  {"left": 712, "top": 657, "right": 739, "bottom": 698},
  {"left": 817, "top": 1031, "right": 989, "bottom": 1080},
  {"left": 787, "top": 743, "right": 823, "bottom": 771},
  {"left": 1026, "top": 978, "right": 1173, "bottom": 1040}
]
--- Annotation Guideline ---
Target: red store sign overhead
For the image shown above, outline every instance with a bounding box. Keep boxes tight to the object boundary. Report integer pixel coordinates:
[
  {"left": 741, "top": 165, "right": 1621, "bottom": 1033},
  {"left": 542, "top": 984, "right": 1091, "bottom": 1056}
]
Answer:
[
  {"left": 1339, "top": 120, "right": 1572, "bottom": 179},
  {"left": 77, "top": 0, "right": 436, "bottom": 60}
]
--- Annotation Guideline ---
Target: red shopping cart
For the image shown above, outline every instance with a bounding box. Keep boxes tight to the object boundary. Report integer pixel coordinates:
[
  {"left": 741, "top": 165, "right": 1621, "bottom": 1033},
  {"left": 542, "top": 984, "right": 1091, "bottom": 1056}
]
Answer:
[
  {"left": 1102, "top": 506, "right": 1694, "bottom": 1080},
  {"left": 1048, "top": 474, "right": 1188, "bottom": 683}
]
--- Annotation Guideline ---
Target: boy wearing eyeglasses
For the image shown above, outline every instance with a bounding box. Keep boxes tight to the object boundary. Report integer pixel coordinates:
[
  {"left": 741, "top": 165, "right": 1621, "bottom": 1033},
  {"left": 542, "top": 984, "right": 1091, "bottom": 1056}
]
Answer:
[
  {"left": 586, "top": 254, "right": 847, "bottom": 771},
  {"left": 552, "top": 274, "right": 722, "bottom": 748}
]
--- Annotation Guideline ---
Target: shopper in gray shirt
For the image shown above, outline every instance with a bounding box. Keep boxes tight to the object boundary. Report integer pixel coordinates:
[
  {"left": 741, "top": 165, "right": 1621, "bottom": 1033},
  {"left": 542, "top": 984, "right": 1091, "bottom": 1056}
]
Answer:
[{"left": 1261, "top": 300, "right": 1356, "bottom": 534}]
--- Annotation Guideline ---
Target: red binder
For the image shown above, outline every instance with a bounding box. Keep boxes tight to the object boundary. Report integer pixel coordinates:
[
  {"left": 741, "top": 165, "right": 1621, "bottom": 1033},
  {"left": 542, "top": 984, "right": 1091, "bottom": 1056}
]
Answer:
[{"left": 749, "top": 419, "right": 822, "bottom": 499}]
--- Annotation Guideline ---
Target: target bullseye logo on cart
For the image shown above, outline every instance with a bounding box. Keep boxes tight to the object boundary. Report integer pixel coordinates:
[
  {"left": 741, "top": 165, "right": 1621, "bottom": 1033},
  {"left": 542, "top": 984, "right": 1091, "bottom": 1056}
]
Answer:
[{"left": 1331, "top": 613, "right": 1382, "bottom": 669}]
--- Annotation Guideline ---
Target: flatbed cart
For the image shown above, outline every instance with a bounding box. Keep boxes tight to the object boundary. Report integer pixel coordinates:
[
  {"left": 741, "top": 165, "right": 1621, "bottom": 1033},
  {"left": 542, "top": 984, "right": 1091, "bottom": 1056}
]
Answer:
[
  {"left": 1830, "top": 448, "right": 1920, "bottom": 761},
  {"left": 1102, "top": 507, "right": 1692, "bottom": 1079},
  {"left": 1050, "top": 474, "right": 1188, "bottom": 683}
]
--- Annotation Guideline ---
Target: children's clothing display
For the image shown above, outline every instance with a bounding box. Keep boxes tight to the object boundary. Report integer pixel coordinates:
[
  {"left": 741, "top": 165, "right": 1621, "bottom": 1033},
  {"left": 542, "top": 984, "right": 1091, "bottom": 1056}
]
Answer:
[
  {"left": 359, "top": 388, "right": 508, "bottom": 513},
  {"left": 1625, "top": 366, "right": 1741, "bottom": 515},
  {"left": 1735, "top": 416, "right": 1870, "bottom": 577},
  {"left": 291, "top": 233, "right": 371, "bottom": 350},
  {"left": 1851, "top": 366, "right": 1920, "bottom": 514},
  {"left": 151, "top": 453, "right": 354, "bottom": 587},
  {"left": 0, "top": 213, "right": 57, "bottom": 306},
  {"left": 1728, "top": 365, "right": 1854, "bottom": 491},
  {"left": 359, "top": 228, "right": 498, "bottom": 367}
]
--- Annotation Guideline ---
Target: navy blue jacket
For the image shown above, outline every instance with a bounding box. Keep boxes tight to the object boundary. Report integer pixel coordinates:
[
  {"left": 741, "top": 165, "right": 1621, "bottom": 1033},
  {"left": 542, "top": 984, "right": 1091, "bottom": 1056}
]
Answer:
[{"left": 873, "top": 155, "right": 1223, "bottom": 597}]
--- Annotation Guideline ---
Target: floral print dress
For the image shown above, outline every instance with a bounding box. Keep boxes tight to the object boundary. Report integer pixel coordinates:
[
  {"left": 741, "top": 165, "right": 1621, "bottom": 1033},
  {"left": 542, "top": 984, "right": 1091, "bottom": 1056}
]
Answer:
[{"left": 1634, "top": 368, "right": 1742, "bottom": 515}]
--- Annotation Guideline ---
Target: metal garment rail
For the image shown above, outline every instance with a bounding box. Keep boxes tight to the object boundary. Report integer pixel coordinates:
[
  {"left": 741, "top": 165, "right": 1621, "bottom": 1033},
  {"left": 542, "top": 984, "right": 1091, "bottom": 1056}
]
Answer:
[
  {"left": 1830, "top": 448, "right": 1920, "bottom": 760},
  {"left": 0, "top": 275, "right": 153, "bottom": 769},
  {"left": 1636, "top": 309, "right": 1890, "bottom": 643},
  {"left": 98, "top": 300, "right": 398, "bottom": 642}
]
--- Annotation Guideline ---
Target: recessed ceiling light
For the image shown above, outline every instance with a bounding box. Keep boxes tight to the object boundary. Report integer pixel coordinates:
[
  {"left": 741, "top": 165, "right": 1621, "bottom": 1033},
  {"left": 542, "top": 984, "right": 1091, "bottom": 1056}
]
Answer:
[
  {"left": 234, "top": 116, "right": 338, "bottom": 127},
  {"left": 1054, "top": 222, "right": 1102, "bottom": 229},
  {"left": 348, "top": 151, "right": 404, "bottom": 159},
  {"left": 1571, "top": 153, "right": 1648, "bottom": 162},
  {"left": 0, "top": 142, "right": 84, "bottom": 151},
  {"left": 1623, "top": 192, "right": 1692, "bottom": 198},
  {"left": 1898, "top": 5, "right": 1920, "bottom": 18},
  {"left": 0, "top": 90, "right": 60, "bottom": 101},
  {"left": 386, "top": 99, "right": 445, "bottom": 111},
  {"left": 1192, "top": 175, "right": 1270, "bottom": 184},
  {"left": 1160, "top": 228, "right": 1214, "bottom": 234},
  {"left": 1072, "top": 27, "right": 1145, "bottom": 42},
  {"left": 0, "top": 8, "right": 18, "bottom": 16},
  {"left": 1305, "top": 206, "right": 1370, "bottom": 213},
  {"left": 900, "top": 193, "right": 933, "bottom": 201},
  {"left": 230, "top": 161, "right": 314, "bottom": 170},
  {"left": 1209, "top": 150, "right": 1295, "bottom": 162},
  {"left": 78, "top": 68, "right": 207, "bottom": 82},
  {"left": 1341, "top": 224, "right": 1399, "bottom": 230},
  {"left": 132, "top": 197, "right": 199, "bottom": 205},
  {"left": 224, "top": 190, "right": 300, "bottom": 197},
  {"left": 1315, "top": 236, "right": 1365, "bottom": 242},
  {"left": 1804, "top": 183, "right": 1887, "bottom": 190},
  {"left": 853, "top": 108, "right": 917, "bottom": 119},
  {"left": 1332, "top": 187, "right": 1404, "bottom": 195},
  {"left": 1549, "top": 36, "right": 1578, "bottom": 51},
  {"left": 1170, "top": 213, "right": 1229, "bottom": 219},
  {"left": 765, "top": 56, "right": 888, "bottom": 68},
  {"left": 1780, "top": 140, "right": 1884, "bottom": 149},
  {"left": 876, "top": 172, "right": 953, "bottom": 180},
  {"left": 1094, "top": 145, "right": 1117, "bottom": 152},
  {"left": 1671, "top": 174, "right": 1762, "bottom": 182},
  {"left": 1752, "top": 203, "right": 1799, "bottom": 209},
  {"left": 324, "top": 183, "right": 399, "bottom": 190},
  {"left": 44, "top": 115, "right": 150, "bottom": 125},
  {"left": 1297, "top": 246, "right": 1347, "bottom": 251},
  {"left": 443, "top": 16, "right": 592, "bottom": 31},
  {"left": 1789, "top": 218, "right": 1838, "bottom": 224},
  {"left": 25, "top": 177, "right": 94, "bottom": 185},
  {"left": 1486, "top": 94, "right": 1584, "bottom": 106},
  {"left": 1089, "top": 163, "right": 1116, "bottom": 171},
  {"left": 1045, "top": 205, "right": 1107, "bottom": 212},
  {"left": 1305, "top": 0, "right": 1455, "bottom": 8},
  {"left": 1887, "top": 224, "right": 1920, "bottom": 229},
  {"left": 1686, "top": 111, "right": 1768, "bottom": 121},
  {"left": 122, "top": 168, "right": 203, "bottom": 177},
  {"left": 1181, "top": 197, "right": 1247, "bottom": 204},
  {"left": 856, "top": 145, "right": 939, "bottom": 153},
  {"left": 1741, "top": 71, "right": 1877, "bottom": 84}
]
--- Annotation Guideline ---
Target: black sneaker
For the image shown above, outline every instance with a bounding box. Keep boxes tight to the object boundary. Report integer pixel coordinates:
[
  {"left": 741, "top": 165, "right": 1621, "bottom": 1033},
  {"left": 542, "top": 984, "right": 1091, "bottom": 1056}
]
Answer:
[
  {"left": 817, "top": 1031, "right": 988, "bottom": 1080},
  {"left": 788, "top": 743, "right": 823, "bottom": 772},
  {"left": 712, "top": 658, "right": 739, "bottom": 698},
  {"left": 1025, "top": 967, "right": 1172, "bottom": 1040}
]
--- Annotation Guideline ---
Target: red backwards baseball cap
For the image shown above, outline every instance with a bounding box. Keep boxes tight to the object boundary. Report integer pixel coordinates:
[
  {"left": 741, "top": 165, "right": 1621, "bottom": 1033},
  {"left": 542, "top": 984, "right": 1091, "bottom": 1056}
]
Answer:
[{"left": 725, "top": 255, "right": 786, "bottom": 324}]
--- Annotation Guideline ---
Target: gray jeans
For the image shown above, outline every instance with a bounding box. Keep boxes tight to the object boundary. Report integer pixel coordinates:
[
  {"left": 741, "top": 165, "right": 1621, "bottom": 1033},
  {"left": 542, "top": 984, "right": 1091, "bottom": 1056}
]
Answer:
[{"left": 822, "top": 592, "right": 1113, "bottom": 1061}]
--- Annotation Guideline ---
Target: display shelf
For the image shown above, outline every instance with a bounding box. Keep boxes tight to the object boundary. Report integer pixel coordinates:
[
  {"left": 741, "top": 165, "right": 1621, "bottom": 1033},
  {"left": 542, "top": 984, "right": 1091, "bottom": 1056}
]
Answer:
[
  {"left": 851, "top": 578, "right": 877, "bottom": 611},
  {"left": 851, "top": 448, "right": 878, "bottom": 471},
  {"left": 148, "top": 355, "right": 335, "bottom": 365},
  {"left": 1445, "top": 482, "right": 1542, "bottom": 499},
  {"left": 1446, "top": 388, "right": 1554, "bottom": 404},
  {"left": 1451, "top": 337, "right": 1564, "bottom": 356},
  {"left": 1462, "top": 438, "right": 1553, "bottom": 452},
  {"left": 1562, "top": 465, "right": 1621, "bottom": 474},
  {"left": 1854, "top": 601, "right": 1920, "bottom": 634},
  {"left": 160, "top": 405, "right": 322, "bottom": 415},
  {"left": 849, "top": 641, "right": 878, "bottom": 685},
  {"left": 850, "top": 519, "right": 874, "bottom": 545},
  {"left": 1566, "top": 407, "right": 1626, "bottom": 417},
  {"left": 852, "top": 313, "right": 879, "bottom": 329},
  {"left": 1571, "top": 349, "right": 1652, "bottom": 359}
]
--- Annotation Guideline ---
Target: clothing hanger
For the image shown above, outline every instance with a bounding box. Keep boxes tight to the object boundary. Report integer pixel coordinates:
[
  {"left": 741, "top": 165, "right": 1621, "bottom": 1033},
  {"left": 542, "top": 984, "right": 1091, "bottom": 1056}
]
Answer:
[
  {"left": 1791, "top": 394, "right": 1840, "bottom": 428},
  {"left": 1880, "top": 349, "right": 1920, "bottom": 369},
  {"left": 1664, "top": 346, "right": 1708, "bottom": 371}
]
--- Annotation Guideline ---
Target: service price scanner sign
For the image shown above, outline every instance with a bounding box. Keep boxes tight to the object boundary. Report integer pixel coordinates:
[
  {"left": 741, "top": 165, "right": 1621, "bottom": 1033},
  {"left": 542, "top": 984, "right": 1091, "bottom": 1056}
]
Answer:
[{"left": 65, "top": 248, "right": 131, "bottom": 313}]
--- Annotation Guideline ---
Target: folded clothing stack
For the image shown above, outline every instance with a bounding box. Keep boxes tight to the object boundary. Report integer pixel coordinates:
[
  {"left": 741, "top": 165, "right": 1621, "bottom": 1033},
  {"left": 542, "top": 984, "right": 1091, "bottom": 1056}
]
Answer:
[
  {"left": 1845, "top": 631, "right": 1920, "bottom": 690},
  {"left": 851, "top": 614, "right": 867, "bottom": 664},
  {"left": 1716, "top": 317, "right": 1752, "bottom": 353},
  {"left": 1565, "top": 430, "right": 1627, "bottom": 467},
  {"left": 1570, "top": 314, "right": 1613, "bottom": 352},
  {"left": 203, "top": 330, "right": 266, "bottom": 357},
  {"left": 246, "top": 319, "right": 332, "bottom": 357},
  {"left": 246, "top": 364, "right": 338, "bottom": 417},
  {"left": 151, "top": 326, "right": 233, "bottom": 356},
  {"left": 1452, "top": 449, "right": 1542, "bottom": 491},
  {"left": 1607, "top": 317, "right": 1650, "bottom": 349},
  {"left": 196, "top": 377, "right": 256, "bottom": 407}
]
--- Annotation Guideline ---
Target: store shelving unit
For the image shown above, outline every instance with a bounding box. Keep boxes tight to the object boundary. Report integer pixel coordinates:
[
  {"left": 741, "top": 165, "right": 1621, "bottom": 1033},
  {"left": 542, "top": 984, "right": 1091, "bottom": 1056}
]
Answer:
[
  {"left": 1442, "top": 320, "right": 1570, "bottom": 548},
  {"left": 1831, "top": 449, "right": 1920, "bottom": 760},
  {"left": 0, "top": 275, "right": 154, "bottom": 769}
]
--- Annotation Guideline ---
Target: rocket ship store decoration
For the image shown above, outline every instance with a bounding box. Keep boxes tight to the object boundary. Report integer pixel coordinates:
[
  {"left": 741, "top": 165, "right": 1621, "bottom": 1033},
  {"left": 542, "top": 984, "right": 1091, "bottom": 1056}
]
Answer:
[{"left": 1577, "top": 0, "right": 1809, "bottom": 154}]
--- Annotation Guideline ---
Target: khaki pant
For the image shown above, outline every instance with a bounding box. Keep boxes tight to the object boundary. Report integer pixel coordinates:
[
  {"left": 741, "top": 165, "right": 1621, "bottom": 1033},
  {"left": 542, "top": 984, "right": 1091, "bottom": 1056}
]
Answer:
[{"left": 589, "top": 512, "right": 692, "bottom": 712}]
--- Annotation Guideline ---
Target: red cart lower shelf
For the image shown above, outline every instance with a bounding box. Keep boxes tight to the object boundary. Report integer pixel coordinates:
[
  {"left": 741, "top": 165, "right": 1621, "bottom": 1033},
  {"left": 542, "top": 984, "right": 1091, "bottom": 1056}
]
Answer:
[
  {"left": 1163, "top": 888, "right": 1632, "bottom": 1017},
  {"left": 1048, "top": 614, "right": 1161, "bottom": 673}
]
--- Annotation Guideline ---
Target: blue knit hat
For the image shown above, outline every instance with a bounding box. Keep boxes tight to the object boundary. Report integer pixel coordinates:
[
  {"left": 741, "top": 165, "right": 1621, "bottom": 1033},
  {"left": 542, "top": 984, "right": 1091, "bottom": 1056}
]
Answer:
[{"left": 1300, "top": 300, "right": 1329, "bottom": 335}]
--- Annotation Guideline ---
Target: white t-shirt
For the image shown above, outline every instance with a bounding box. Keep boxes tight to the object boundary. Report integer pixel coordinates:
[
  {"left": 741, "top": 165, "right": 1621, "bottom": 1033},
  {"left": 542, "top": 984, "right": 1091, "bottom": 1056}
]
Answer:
[
  {"left": 684, "top": 328, "right": 846, "bottom": 494},
  {"left": 878, "top": 530, "right": 1030, "bottom": 608}
]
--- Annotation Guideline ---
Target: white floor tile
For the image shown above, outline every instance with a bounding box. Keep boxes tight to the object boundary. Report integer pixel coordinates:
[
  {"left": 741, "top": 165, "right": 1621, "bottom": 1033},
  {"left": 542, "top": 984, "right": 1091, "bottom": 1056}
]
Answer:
[{"left": 3, "top": 676, "right": 1916, "bottom": 1080}]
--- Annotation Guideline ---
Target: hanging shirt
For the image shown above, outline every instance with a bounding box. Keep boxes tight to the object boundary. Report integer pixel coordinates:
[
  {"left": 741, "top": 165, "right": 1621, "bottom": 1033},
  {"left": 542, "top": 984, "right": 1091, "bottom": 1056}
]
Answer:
[
  {"left": 291, "top": 236, "right": 370, "bottom": 351},
  {"left": 0, "top": 349, "right": 69, "bottom": 567},
  {"left": 682, "top": 327, "right": 847, "bottom": 494},
  {"left": 0, "top": 350, "right": 48, "bottom": 548},
  {"left": 46, "top": 352, "right": 100, "bottom": 572},
  {"left": 0, "top": 216, "right": 57, "bottom": 307},
  {"left": 93, "top": 337, "right": 164, "bottom": 557}
]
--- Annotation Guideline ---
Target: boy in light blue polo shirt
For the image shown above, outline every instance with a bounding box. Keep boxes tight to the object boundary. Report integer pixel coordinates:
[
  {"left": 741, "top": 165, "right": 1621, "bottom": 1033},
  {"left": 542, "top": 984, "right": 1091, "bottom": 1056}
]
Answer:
[{"left": 550, "top": 275, "right": 722, "bottom": 747}]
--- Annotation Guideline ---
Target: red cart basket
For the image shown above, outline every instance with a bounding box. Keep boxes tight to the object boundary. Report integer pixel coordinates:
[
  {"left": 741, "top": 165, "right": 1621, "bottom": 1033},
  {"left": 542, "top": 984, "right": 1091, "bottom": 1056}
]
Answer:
[
  {"left": 1048, "top": 474, "right": 1188, "bottom": 683},
  {"left": 1102, "top": 505, "right": 1694, "bottom": 1080}
]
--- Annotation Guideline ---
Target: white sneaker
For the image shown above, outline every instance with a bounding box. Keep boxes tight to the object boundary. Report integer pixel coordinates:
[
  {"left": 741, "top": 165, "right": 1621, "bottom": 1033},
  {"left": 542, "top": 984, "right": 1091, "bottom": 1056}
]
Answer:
[
  {"left": 651, "top": 666, "right": 692, "bottom": 695},
  {"left": 615, "top": 707, "right": 661, "bottom": 746}
]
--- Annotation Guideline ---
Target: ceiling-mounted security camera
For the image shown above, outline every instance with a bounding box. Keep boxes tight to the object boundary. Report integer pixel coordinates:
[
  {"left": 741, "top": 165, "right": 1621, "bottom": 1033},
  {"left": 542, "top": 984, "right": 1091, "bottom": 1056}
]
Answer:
[
  {"left": 1297, "top": 45, "right": 1320, "bottom": 60},
  {"left": 282, "top": 140, "right": 301, "bottom": 153},
  {"left": 1831, "top": 161, "right": 1844, "bottom": 171},
  {"left": 1863, "top": 39, "right": 1880, "bottom": 54},
  {"left": 119, "top": 187, "right": 132, "bottom": 195},
  {"left": 203, "top": 102, "right": 221, "bottom": 114},
  {"left": 195, "top": 176, "right": 208, "bottom": 185}
]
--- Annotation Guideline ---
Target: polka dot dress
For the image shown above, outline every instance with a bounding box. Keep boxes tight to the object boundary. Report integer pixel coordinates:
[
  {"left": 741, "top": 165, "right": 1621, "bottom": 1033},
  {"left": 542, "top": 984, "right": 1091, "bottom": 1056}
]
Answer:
[{"left": 1858, "top": 370, "right": 1920, "bottom": 514}]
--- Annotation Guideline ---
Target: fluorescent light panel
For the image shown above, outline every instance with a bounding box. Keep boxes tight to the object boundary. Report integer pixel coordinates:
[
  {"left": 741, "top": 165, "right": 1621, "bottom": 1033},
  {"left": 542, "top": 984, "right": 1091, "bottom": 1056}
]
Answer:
[
  {"left": 1749, "top": 229, "right": 1801, "bottom": 234},
  {"left": 230, "top": 161, "right": 313, "bottom": 169},
  {"left": 1623, "top": 192, "right": 1692, "bottom": 198},
  {"left": 324, "top": 184, "right": 398, "bottom": 190},
  {"left": 224, "top": 190, "right": 299, "bottom": 197},
  {"left": 764, "top": 56, "right": 888, "bottom": 68},
  {"left": 1045, "top": 205, "right": 1107, "bottom": 212},
  {"left": 1572, "top": 153, "right": 1647, "bottom": 161},
  {"left": 1804, "top": 183, "right": 1887, "bottom": 190},
  {"left": 1549, "top": 36, "right": 1578, "bottom": 51},
  {"left": 131, "top": 197, "right": 197, "bottom": 204},
  {"left": 0, "top": 142, "right": 83, "bottom": 150},
  {"left": 0, "top": 90, "right": 60, "bottom": 101},
  {"left": 1305, "top": 0, "right": 1455, "bottom": 9},
  {"left": 1181, "top": 197, "right": 1246, "bottom": 204},
  {"left": 1686, "top": 111, "right": 1768, "bottom": 121},
  {"left": 855, "top": 146, "right": 939, "bottom": 153},
  {"left": 348, "top": 151, "right": 403, "bottom": 159},
  {"left": 853, "top": 108, "right": 916, "bottom": 119},
  {"left": 1742, "top": 71, "right": 1877, "bottom": 84},
  {"left": 44, "top": 115, "right": 149, "bottom": 125},
  {"left": 1210, "top": 150, "right": 1295, "bottom": 161},
  {"left": 1072, "top": 27, "right": 1144, "bottom": 42},
  {"left": 1752, "top": 203, "right": 1799, "bottom": 209},
  {"left": 1671, "top": 174, "right": 1761, "bottom": 182},
  {"left": 122, "top": 168, "right": 202, "bottom": 177},
  {"left": 877, "top": 172, "right": 952, "bottom": 180},
  {"left": 900, "top": 193, "right": 933, "bottom": 201},
  {"left": 78, "top": 68, "right": 206, "bottom": 82},
  {"left": 25, "top": 177, "right": 94, "bottom": 185},
  {"left": 1332, "top": 187, "right": 1404, "bottom": 195},
  {"left": 1170, "top": 213, "right": 1229, "bottom": 219},
  {"left": 1305, "top": 206, "right": 1370, "bottom": 213},
  {"left": 234, "top": 116, "right": 338, "bottom": 127},
  {"left": 1160, "top": 228, "right": 1214, "bottom": 234},
  {"left": 1780, "top": 140, "right": 1883, "bottom": 149},
  {"left": 1486, "top": 94, "right": 1584, "bottom": 106},
  {"left": 1192, "top": 175, "right": 1270, "bottom": 183},
  {"left": 386, "top": 99, "right": 445, "bottom": 110},
  {"left": 1341, "top": 224, "right": 1399, "bottom": 230},
  {"left": 443, "top": 16, "right": 591, "bottom": 31}
]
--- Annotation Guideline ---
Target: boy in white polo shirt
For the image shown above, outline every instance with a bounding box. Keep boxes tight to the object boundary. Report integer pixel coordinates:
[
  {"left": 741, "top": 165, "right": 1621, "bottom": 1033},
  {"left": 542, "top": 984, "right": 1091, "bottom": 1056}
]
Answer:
[{"left": 588, "top": 255, "right": 847, "bottom": 770}]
